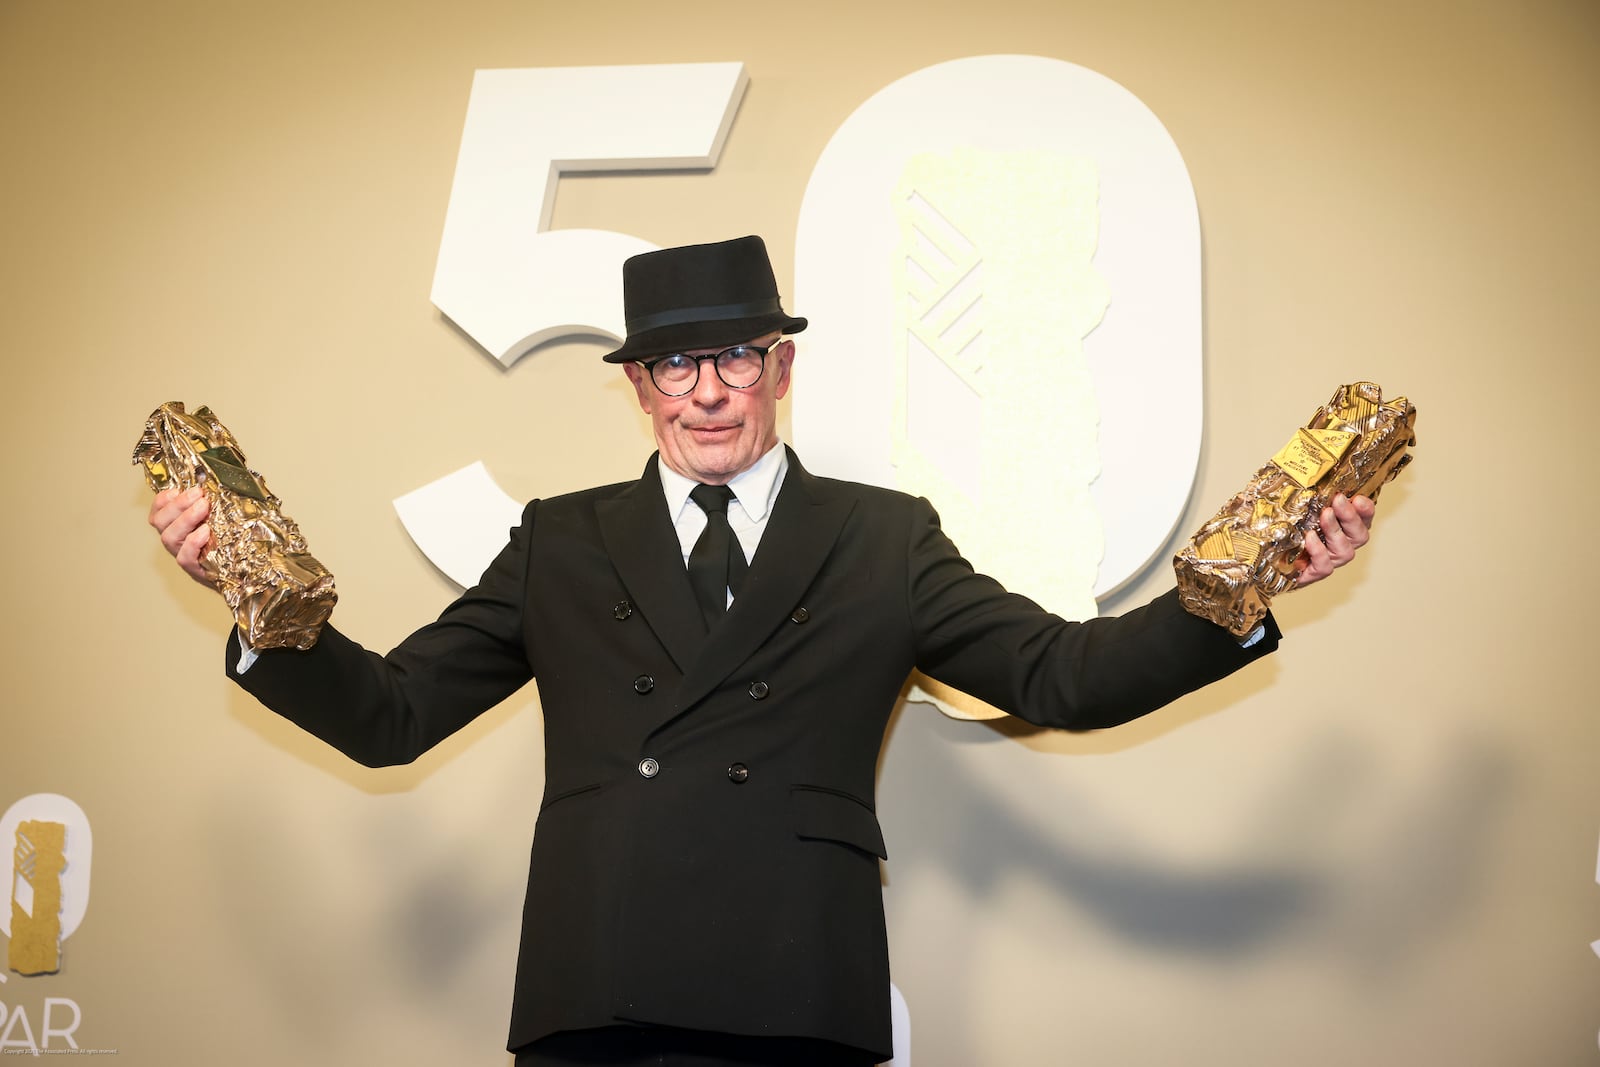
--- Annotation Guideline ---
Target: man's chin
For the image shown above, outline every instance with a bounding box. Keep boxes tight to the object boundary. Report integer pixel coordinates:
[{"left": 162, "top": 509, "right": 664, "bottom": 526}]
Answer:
[{"left": 675, "top": 446, "right": 751, "bottom": 483}]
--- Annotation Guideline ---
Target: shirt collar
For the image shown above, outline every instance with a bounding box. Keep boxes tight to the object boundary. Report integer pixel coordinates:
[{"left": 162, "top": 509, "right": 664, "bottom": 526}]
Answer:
[{"left": 658, "top": 441, "right": 788, "bottom": 523}]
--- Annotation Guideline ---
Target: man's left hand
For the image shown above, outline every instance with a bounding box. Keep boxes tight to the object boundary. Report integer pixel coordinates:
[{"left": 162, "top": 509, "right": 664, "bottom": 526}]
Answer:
[{"left": 1295, "top": 493, "right": 1376, "bottom": 587}]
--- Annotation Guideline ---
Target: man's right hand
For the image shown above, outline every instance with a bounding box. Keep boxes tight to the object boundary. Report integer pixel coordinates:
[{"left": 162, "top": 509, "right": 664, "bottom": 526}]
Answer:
[{"left": 149, "top": 486, "right": 219, "bottom": 589}]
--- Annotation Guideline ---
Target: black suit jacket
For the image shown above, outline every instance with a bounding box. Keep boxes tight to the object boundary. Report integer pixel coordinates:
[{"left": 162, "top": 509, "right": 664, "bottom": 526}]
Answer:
[{"left": 229, "top": 448, "right": 1279, "bottom": 1060}]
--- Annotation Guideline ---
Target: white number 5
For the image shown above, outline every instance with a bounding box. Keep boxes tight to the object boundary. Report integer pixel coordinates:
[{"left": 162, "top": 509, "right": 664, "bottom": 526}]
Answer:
[
  {"left": 404, "top": 62, "right": 747, "bottom": 586},
  {"left": 431, "top": 61, "right": 747, "bottom": 364}
]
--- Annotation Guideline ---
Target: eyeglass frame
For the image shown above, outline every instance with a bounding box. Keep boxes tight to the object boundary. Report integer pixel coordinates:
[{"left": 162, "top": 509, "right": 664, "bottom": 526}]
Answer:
[{"left": 637, "top": 340, "right": 780, "bottom": 397}]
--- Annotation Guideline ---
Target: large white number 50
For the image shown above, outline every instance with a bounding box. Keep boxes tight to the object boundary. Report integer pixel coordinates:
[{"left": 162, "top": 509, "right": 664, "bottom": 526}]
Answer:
[{"left": 399, "top": 62, "right": 747, "bottom": 586}]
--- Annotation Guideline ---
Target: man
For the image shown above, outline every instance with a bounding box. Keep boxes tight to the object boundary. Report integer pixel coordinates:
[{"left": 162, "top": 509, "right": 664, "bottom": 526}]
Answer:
[{"left": 149, "top": 236, "right": 1374, "bottom": 1065}]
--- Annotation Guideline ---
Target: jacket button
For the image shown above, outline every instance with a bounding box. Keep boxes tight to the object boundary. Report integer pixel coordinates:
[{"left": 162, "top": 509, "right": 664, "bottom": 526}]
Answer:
[
  {"left": 633, "top": 674, "right": 654, "bottom": 694},
  {"left": 790, "top": 606, "right": 809, "bottom": 624},
  {"left": 748, "top": 681, "right": 770, "bottom": 700},
  {"left": 727, "top": 762, "right": 750, "bottom": 784},
  {"left": 638, "top": 757, "right": 660, "bottom": 779},
  {"left": 613, "top": 600, "right": 633, "bottom": 620}
]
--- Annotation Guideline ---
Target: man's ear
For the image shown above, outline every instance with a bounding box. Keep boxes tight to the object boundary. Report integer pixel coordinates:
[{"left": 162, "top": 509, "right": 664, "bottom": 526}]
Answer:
[
  {"left": 771, "top": 339, "right": 796, "bottom": 400},
  {"left": 623, "top": 363, "right": 654, "bottom": 413}
]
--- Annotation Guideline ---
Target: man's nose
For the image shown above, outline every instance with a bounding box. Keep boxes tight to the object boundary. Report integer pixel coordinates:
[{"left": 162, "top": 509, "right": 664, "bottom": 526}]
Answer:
[{"left": 689, "top": 361, "right": 729, "bottom": 405}]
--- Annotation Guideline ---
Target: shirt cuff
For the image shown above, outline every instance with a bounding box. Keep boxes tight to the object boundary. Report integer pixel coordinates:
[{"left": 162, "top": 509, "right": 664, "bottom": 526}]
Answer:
[
  {"left": 233, "top": 629, "right": 260, "bottom": 675},
  {"left": 1237, "top": 623, "right": 1267, "bottom": 648}
]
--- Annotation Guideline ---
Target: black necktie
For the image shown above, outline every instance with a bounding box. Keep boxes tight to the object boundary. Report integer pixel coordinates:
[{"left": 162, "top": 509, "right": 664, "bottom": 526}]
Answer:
[{"left": 687, "top": 483, "right": 747, "bottom": 630}]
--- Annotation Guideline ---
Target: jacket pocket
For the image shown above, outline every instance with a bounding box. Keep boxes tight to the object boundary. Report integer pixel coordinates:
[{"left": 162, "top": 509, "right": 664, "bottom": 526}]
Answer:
[
  {"left": 789, "top": 784, "right": 888, "bottom": 860},
  {"left": 539, "top": 781, "right": 601, "bottom": 814}
]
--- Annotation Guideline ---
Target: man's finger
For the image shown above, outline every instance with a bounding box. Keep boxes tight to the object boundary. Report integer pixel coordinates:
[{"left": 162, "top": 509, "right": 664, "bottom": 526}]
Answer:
[
  {"left": 148, "top": 487, "right": 185, "bottom": 530},
  {"left": 1326, "top": 493, "right": 1372, "bottom": 552},
  {"left": 1318, "top": 506, "right": 1357, "bottom": 565},
  {"left": 158, "top": 494, "right": 211, "bottom": 557},
  {"left": 176, "top": 522, "right": 210, "bottom": 569},
  {"left": 1296, "top": 528, "right": 1333, "bottom": 586},
  {"left": 149, "top": 485, "right": 205, "bottom": 535},
  {"left": 1345, "top": 495, "right": 1375, "bottom": 549},
  {"left": 174, "top": 523, "right": 218, "bottom": 588}
]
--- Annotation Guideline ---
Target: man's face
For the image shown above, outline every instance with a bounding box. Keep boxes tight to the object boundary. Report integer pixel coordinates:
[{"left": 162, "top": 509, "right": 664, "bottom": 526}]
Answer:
[{"left": 624, "top": 334, "right": 795, "bottom": 486}]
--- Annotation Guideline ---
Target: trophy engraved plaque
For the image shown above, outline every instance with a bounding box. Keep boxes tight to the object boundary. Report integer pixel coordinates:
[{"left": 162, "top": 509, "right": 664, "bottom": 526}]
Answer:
[
  {"left": 1175, "top": 382, "right": 1417, "bottom": 636},
  {"left": 133, "top": 402, "right": 336, "bottom": 650}
]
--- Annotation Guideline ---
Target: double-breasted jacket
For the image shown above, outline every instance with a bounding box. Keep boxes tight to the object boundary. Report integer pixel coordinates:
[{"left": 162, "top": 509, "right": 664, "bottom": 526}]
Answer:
[{"left": 228, "top": 448, "right": 1278, "bottom": 1059}]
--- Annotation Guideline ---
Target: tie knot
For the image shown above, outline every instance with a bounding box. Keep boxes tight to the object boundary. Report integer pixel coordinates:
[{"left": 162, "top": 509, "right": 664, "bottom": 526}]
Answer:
[{"left": 690, "top": 483, "right": 736, "bottom": 516}]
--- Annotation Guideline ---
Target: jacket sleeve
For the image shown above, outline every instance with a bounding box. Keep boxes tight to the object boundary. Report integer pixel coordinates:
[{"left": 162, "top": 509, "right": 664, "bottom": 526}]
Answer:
[
  {"left": 223, "top": 500, "right": 539, "bottom": 767},
  {"left": 904, "top": 496, "right": 1279, "bottom": 730}
]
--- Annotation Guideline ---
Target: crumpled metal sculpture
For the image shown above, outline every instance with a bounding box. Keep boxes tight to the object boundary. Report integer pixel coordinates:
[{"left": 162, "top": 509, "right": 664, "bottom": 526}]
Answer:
[
  {"left": 1174, "top": 382, "right": 1417, "bottom": 636},
  {"left": 132, "top": 402, "right": 336, "bottom": 650}
]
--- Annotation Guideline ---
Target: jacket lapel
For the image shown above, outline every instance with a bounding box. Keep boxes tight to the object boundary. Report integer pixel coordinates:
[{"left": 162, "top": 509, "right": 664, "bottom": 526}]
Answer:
[
  {"left": 596, "top": 456, "right": 706, "bottom": 674},
  {"left": 670, "top": 449, "right": 855, "bottom": 716}
]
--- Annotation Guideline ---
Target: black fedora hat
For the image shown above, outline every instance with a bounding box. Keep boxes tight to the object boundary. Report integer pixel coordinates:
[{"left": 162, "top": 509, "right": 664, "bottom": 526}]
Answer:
[{"left": 601, "top": 235, "right": 807, "bottom": 363}]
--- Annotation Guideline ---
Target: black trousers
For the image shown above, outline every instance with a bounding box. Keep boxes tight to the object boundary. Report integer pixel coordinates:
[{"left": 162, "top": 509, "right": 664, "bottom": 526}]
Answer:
[{"left": 513, "top": 1026, "right": 881, "bottom": 1066}]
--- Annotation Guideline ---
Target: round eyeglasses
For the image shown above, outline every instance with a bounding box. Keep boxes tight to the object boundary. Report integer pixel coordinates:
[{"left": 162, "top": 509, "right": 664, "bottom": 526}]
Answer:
[{"left": 641, "top": 342, "right": 776, "bottom": 397}]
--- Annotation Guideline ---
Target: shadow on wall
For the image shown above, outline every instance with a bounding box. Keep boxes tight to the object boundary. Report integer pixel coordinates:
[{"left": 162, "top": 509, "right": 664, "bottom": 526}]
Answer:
[
  {"left": 195, "top": 778, "right": 531, "bottom": 1047},
  {"left": 877, "top": 702, "right": 1515, "bottom": 966}
]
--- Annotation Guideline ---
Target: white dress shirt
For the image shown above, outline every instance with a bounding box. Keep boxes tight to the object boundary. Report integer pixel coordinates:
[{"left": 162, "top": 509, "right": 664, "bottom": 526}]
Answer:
[{"left": 657, "top": 441, "right": 789, "bottom": 607}]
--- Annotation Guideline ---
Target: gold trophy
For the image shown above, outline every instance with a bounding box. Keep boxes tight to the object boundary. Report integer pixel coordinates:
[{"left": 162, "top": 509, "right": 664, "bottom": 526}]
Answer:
[
  {"left": 1174, "top": 382, "right": 1417, "bottom": 636},
  {"left": 132, "top": 402, "right": 336, "bottom": 650}
]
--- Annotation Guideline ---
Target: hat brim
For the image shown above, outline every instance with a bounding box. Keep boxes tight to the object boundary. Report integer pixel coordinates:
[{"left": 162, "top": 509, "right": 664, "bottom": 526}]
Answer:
[{"left": 601, "top": 313, "right": 807, "bottom": 363}]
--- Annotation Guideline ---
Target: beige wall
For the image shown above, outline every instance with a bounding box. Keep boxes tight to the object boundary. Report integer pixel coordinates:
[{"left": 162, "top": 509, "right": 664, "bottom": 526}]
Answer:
[{"left": 3, "top": 0, "right": 1597, "bottom": 1062}]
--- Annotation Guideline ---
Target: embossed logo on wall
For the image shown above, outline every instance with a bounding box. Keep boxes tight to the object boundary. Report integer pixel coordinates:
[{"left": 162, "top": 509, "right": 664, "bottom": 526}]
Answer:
[
  {"left": 8, "top": 820, "right": 66, "bottom": 976},
  {"left": 1, "top": 795, "right": 92, "bottom": 978},
  {"left": 0, "top": 795, "right": 92, "bottom": 1053},
  {"left": 887, "top": 148, "right": 1110, "bottom": 719}
]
